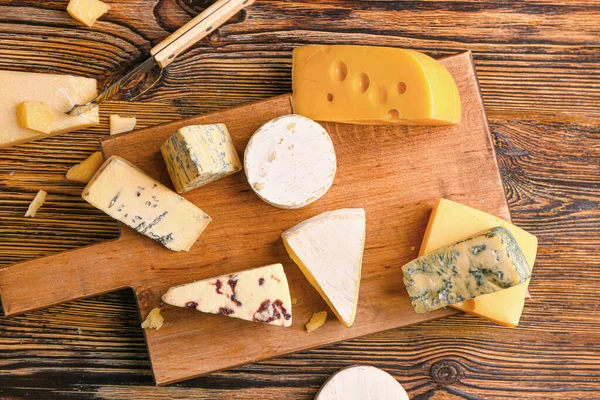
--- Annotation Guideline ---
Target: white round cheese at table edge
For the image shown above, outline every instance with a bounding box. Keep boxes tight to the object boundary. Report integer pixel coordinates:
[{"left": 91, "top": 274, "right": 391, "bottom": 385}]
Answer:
[
  {"left": 315, "top": 365, "right": 409, "bottom": 400},
  {"left": 244, "top": 114, "right": 336, "bottom": 209}
]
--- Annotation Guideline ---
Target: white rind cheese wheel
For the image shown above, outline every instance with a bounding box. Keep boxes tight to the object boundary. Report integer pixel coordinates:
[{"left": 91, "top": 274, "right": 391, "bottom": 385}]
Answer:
[
  {"left": 244, "top": 114, "right": 336, "bottom": 209},
  {"left": 315, "top": 365, "right": 409, "bottom": 400}
]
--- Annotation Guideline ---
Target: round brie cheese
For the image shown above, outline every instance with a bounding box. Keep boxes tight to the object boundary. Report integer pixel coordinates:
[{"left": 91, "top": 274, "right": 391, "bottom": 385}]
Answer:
[{"left": 244, "top": 114, "right": 337, "bottom": 209}]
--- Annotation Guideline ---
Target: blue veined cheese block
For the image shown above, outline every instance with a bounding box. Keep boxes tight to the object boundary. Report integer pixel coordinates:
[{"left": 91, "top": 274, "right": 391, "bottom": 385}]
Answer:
[
  {"left": 402, "top": 227, "right": 532, "bottom": 313},
  {"left": 161, "top": 124, "right": 243, "bottom": 193}
]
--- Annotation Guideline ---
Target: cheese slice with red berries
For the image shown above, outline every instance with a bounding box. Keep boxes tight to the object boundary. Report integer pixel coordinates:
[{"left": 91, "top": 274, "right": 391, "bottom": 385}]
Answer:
[{"left": 162, "top": 264, "right": 293, "bottom": 327}]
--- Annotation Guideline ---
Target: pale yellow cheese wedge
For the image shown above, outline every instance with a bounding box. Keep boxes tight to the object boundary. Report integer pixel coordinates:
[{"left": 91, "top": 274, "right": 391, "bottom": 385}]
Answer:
[
  {"left": 110, "top": 115, "right": 137, "bottom": 135},
  {"left": 25, "top": 190, "right": 47, "bottom": 218},
  {"left": 67, "top": 0, "right": 110, "bottom": 27},
  {"left": 16, "top": 102, "right": 56, "bottom": 134},
  {"left": 66, "top": 151, "right": 104, "bottom": 183},
  {"left": 0, "top": 70, "right": 99, "bottom": 148},
  {"left": 419, "top": 199, "right": 538, "bottom": 327},
  {"left": 306, "top": 311, "right": 328, "bottom": 333}
]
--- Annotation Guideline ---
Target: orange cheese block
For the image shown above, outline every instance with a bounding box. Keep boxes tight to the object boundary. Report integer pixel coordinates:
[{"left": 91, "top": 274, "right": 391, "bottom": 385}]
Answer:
[
  {"left": 419, "top": 199, "right": 538, "bottom": 327},
  {"left": 292, "top": 45, "right": 461, "bottom": 125}
]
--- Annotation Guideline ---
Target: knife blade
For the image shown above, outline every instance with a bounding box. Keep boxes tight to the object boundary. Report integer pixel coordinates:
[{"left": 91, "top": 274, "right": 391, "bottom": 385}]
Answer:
[{"left": 67, "top": 0, "right": 255, "bottom": 116}]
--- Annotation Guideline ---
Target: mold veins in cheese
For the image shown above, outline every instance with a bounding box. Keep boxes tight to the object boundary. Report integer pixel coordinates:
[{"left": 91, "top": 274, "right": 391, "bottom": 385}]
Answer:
[
  {"left": 403, "top": 227, "right": 532, "bottom": 313},
  {"left": 420, "top": 198, "right": 538, "bottom": 327},
  {"left": 162, "top": 264, "right": 293, "bottom": 327},
  {"left": 161, "top": 124, "right": 242, "bottom": 194},
  {"left": 282, "top": 208, "right": 366, "bottom": 327},
  {"left": 82, "top": 156, "right": 211, "bottom": 252},
  {"left": 0, "top": 70, "right": 99, "bottom": 148},
  {"left": 292, "top": 45, "right": 461, "bottom": 125},
  {"left": 245, "top": 115, "right": 336, "bottom": 209}
]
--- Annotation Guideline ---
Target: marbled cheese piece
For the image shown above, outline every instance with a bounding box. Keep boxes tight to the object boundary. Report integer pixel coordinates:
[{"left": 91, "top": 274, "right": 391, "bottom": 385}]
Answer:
[
  {"left": 0, "top": 70, "right": 99, "bottom": 148},
  {"left": 419, "top": 198, "right": 538, "bottom": 327},
  {"left": 282, "top": 209, "right": 366, "bottom": 327},
  {"left": 162, "top": 264, "right": 292, "bottom": 327},
  {"left": 82, "top": 155, "right": 211, "bottom": 252},
  {"left": 403, "top": 227, "right": 532, "bottom": 313},
  {"left": 244, "top": 115, "right": 336, "bottom": 209},
  {"left": 161, "top": 124, "right": 242, "bottom": 194}
]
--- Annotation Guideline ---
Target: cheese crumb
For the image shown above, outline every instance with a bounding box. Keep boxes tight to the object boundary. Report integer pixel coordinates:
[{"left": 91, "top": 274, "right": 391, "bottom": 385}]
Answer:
[
  {"left": 25, "top": 190, "right": 47, "bottom": 218},
  {"left": 110, "top": 115, "right": 137, "bottom": 135},
  {"left": 66, "top": 151, "right": 104, "bottom": 183},
  {"left": 253, "top": 182, "right": 265, "bottom": 191},
  {"left": 141, "top": 308, "right": 164, "bottom": 330},
  {"left": 410, "top": 246, "right": 415, "bottom": 251},
  {"left": 67, "top": 0, "right": 110, "bottom": 27},
  {"left": 306, "top": 311, "right": 327, "bottom": 333},
  {"left": 291, "top": 297, "right": 298, "bottom": 305}
]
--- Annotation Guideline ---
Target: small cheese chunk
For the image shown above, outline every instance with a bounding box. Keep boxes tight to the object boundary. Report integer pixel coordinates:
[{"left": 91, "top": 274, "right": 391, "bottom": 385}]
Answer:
[
  {"left": 245, "top": 115, "right": 336, "bottom": 209},
  {"left": 306, "top": 311, "right": 327, "bottom": 333},
  {"left": 66, "top": 151, "right": 104, "bottom": 183},
  {"left": 293, "top": 45, "right": 461, "bottom": 125},
  {"left": 161, "top": 124, "right": 242, "bottom": 193},
  {"left": 16, "top": 102, "right": 56, "bottom": 134},
  {"left": 67, "top": 0, "right": 110, "bottom": 27},
  {"left": 0, "top": 71, "right": 99, "bottom": 148},
  {"left": 162, "top": 264, "right": 293, "bottom": 327},
  {"left": 82, "top": 156, "right": 211, "bottom": 252},
  {"left": 283, "top": 209, "right": 366, "bottom": 327},
  {"left": 419, "top": 198, "right": 538, "bottom": 327},
  {"left": 403, "top": 227, "right": 532, "bottom": 313},
  {"left": 141, "top": 308, "right": 164, "bottom": 330},
  {"left": 25, "top": 190, "right": 47, "bottom": 217},
  {"left": 109, "top": 115, "right": 137, "bottom": 135}
]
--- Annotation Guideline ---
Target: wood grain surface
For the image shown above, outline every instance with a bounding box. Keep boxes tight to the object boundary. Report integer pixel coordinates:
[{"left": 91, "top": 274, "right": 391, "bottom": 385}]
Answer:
[{"left": 0, "top": 0, "right": 598, "bottom": 398}]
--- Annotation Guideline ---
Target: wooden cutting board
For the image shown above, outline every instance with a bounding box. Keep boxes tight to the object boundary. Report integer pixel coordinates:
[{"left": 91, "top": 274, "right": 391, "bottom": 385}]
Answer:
[{"left": 0, "top": 51, "right": 511, "bottom": 386}]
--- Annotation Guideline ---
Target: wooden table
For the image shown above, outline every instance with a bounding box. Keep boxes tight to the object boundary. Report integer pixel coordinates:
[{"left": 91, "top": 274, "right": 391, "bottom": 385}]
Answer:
[{"left": 0, "top": 1, "right": 598, "bottom": 398}]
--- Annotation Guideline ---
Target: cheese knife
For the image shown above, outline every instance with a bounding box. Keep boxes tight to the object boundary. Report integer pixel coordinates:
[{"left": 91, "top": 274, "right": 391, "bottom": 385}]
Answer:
[{"left": 68, "top": 0, "right": 255, "bottom": 116}]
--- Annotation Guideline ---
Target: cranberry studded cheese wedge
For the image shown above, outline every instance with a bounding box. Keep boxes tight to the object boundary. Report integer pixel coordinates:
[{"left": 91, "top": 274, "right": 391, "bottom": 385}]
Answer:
[
  {"left": 282, "top": 209, "right": 366, "bottom": 327},
  {"left": 292, "top": 45, "right": 461, "bottom": 125},
  {"left": 162, "top": 264, "right": 293, "bottom": 327},
  {"left": 419, "top": 199, "right": 538, "bottom": 327}
]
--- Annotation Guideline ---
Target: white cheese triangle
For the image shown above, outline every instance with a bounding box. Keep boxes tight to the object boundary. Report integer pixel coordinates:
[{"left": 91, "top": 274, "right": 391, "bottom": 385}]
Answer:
[
  {"left": 162, "top": 264, "right": 293, "bottom": 327},
  {"left": 282, "top": 209, "right": 366, "bottom": 327}
]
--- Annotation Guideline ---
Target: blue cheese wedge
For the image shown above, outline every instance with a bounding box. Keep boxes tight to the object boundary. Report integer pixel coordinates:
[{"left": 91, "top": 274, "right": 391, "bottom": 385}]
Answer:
[
  {"left": 402, "top": 227, "right": 532, "bottom": 313},
  {"left": 282, "top": 209, "right": 366, "bottom": 327},
  {"left": 161, "top": 124, "right": 242, "bottom": 193},
  {"left": 82, "top": 155, "right": 211, "bottom": 252},
  {"left": 244, "top": 114, "right": 337, "bottom": 209},
  {"left": 162, "top": 264, "right": 292, "bottom": 327}
]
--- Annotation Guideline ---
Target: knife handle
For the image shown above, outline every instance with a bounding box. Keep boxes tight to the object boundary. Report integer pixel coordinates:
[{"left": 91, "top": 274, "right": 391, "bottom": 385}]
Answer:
[{"left": 150, "top": 0, "right": 255, "bottom": 68}]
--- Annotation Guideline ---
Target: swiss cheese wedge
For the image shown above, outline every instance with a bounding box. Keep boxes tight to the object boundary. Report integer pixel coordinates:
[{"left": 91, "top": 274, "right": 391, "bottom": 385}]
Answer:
[
  {"left": 292, "top": 45, "right": 460, "bottom": 125},
  {"left": 419, "top": 199, "right": 538, "bottom": 327},
  {"left": 282, "top": 209, "right": 366, "bottom": 327}
]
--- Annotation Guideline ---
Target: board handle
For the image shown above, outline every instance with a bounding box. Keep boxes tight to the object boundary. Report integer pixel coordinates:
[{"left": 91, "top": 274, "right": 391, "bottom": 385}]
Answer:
[
  {"left": 0, "top": 239, "right": 131, "bottom": 316},
  {"left": 150, "top": 0, "right": 256, "bottom": 68}
]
